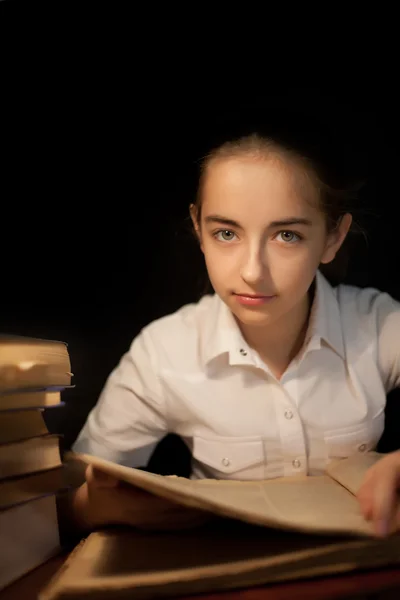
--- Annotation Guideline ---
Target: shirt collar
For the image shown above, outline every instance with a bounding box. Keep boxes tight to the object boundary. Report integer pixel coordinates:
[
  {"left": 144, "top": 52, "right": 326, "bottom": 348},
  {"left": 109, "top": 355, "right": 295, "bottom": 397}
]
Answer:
[
  {"left": 200, "top": 269, "right": 345, "bottom": 368},
  {"left": 306, "top": 270, "right": 345, "bottom": 359},
  {"left": 200, "top": 295, "right": 252, "bottom": 368}
]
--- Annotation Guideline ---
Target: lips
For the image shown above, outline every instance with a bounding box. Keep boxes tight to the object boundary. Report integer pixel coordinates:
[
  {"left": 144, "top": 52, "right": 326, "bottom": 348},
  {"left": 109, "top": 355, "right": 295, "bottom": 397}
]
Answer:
[
  {"left": 233, "top": 293, "right": 277, "bottom": 306},
  {"left": 234, "top": 293, "right": 273, "bottom": 298}
]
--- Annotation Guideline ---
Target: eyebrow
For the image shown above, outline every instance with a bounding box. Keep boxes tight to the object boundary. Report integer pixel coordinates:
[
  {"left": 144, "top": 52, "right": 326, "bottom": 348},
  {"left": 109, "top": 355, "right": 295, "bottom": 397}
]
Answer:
[{"left": 204, "top": 214, "right": 313, "bottom": 229}]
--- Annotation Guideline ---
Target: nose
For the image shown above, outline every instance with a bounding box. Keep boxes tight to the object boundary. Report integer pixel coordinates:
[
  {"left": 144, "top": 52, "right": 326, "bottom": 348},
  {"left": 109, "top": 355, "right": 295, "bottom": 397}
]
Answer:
[{"left": 240, "top": 244, "right": 268, "bottom": 286}]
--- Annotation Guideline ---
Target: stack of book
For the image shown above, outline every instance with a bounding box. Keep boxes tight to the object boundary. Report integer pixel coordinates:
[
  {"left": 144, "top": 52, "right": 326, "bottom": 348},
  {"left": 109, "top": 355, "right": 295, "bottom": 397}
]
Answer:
[{"left": 0, "top": 334, "right": 72, "bottom": 591}]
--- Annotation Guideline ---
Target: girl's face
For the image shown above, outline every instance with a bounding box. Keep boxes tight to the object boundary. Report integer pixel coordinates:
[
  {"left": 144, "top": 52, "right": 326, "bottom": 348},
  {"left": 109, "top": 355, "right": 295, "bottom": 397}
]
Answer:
[{"left": 192, "top": 154, "right": 352, "bottom": 331}]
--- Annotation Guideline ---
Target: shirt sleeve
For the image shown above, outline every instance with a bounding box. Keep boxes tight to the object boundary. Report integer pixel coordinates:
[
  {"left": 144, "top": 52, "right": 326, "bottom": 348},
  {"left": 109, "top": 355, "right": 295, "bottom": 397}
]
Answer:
[
  {"left": 374, "top": 291, "right": 400, "bottom": 392},
  {"left": 72, "top": 327, "right": 168, "bottom": 467}
]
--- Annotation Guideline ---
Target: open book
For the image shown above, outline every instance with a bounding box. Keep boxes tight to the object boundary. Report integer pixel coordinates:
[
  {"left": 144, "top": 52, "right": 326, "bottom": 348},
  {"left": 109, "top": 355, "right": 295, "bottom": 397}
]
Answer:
[
  {"left": 39, "top": 451, "right": 400, "bottom": 600},
  {"left": 68, "top": 450, "right": 384, "bottom": 537}
]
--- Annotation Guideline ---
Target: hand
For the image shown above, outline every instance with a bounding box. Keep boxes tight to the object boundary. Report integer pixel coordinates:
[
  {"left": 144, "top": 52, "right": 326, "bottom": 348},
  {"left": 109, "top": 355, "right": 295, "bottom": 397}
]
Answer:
[
  {"left": 357, "top": 450, "right": 400, "bottom": 537},
  {"left": 82, "top": 464, "right": 210, "bottom": 531}
]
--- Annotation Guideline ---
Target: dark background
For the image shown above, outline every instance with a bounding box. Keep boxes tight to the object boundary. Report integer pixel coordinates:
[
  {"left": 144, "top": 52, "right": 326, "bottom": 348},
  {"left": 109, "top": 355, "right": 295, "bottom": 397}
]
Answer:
[{"left": 0, "top": 8, "right": 399, "bottom": 465}]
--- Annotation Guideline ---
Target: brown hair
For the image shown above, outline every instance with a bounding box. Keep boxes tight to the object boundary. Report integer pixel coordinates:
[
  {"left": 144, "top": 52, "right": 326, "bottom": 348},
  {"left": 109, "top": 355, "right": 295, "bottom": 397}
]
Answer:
[{"left": 191, "top": 131, "right": 365, "bottom": 290}]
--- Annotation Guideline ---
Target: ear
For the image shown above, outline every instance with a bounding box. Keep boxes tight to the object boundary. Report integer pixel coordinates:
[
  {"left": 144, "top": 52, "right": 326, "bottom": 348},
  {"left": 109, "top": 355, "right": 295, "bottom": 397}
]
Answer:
[
  {"left": 189, "top": 203, "right": 204, "bottom": 252},
  {"left": 320, "top": 213, "right": 353, "bottom": 265}
]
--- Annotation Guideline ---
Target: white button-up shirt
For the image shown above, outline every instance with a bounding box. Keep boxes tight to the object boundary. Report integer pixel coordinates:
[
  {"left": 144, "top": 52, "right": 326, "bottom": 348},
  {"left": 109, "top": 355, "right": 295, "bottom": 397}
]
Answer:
[{"left": 73, "top": 271, "right": 400, "bottom": 480}]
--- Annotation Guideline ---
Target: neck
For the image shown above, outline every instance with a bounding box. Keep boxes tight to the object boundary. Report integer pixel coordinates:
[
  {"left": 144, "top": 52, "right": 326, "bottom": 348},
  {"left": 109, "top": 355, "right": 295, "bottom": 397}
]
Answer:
[{"left": 238, "top": 285, "right": 314, "bottom": 369}]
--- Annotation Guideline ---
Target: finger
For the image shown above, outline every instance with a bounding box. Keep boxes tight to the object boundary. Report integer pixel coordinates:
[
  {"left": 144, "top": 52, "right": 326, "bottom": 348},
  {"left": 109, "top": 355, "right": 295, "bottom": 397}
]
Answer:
[
  {"left": 360, "top": 499, "right": 373, "bottom": 521},
  {"left": 393, "top": 502, "right": 400, "bottom": 533},
  {"left": 371, "top": 469, "right": 398, "bottom": 536},
  {"left": 86, "top": 465, "right": 119, "bottom": 488},
  {"left": 357, "top": 486, "right": 374, "bottom": 520}
]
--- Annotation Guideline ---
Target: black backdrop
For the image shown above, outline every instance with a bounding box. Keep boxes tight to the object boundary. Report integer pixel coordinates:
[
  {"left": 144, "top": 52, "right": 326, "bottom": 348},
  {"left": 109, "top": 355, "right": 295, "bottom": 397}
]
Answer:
[{"left": 1, "top": 74, "right": 400, "bottom": 470}]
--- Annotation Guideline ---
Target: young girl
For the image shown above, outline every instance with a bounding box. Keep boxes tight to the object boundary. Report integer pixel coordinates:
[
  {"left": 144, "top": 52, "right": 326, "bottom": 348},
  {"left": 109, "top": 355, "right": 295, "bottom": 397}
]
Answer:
[{"left": 70, "top": 119, "right": 400, "bottom": 538}]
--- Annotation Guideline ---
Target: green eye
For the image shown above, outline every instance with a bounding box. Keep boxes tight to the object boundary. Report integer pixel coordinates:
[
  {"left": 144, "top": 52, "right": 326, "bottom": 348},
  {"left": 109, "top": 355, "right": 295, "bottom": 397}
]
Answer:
[
  {"left": 215, "top": 230, "right": 237, "bottom": 242},
  {"left": 278, "top": 231, "right": 301, "bottom": 243}
]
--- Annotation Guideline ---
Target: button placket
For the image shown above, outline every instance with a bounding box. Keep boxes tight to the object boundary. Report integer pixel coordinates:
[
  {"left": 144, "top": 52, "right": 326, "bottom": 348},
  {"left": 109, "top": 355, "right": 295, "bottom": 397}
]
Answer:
[{"left": 275, "top": 386, "right": 307, "bottom": 476}]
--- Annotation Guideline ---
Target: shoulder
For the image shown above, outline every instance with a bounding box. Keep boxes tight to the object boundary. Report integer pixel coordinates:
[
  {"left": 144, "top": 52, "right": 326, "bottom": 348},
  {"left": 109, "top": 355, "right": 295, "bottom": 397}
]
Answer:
[
  {"left": 131, "top": 294, "right": 217, "bottom": 367},
  {"left": 335, "top": 282, "right": 400, "bottom": 331},
  {"left": 335, "top": 283, "right": 400, "bottom": 391}
]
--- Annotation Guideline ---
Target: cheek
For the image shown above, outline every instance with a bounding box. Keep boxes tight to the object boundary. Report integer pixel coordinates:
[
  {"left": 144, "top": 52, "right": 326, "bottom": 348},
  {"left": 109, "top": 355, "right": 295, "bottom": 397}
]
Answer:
[
  {"left": 204, "top": 246, "right": 232, "bottom": 275},
  {"left": 270, "top": 243, "right": 321, "bottom": 270},
  {"left": 202, "top": 243, "right": 240, "bottom": 289},
  {"left": 269, "top": 245, "right": 322, "bottom": 288}
]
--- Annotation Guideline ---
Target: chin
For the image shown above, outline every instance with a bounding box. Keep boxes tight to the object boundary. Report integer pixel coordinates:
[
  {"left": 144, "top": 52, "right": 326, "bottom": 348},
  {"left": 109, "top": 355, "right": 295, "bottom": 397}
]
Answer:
[
  {"left": 229, "top": 304, "right": 276, "bottom": 327},
  {"left": 238, "top": 315, "right": 274, "bottom": 328}
]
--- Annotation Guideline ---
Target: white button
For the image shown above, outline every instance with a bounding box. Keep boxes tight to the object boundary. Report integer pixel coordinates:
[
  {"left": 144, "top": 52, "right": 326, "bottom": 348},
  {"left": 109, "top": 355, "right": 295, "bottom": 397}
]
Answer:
[
  {"left": 222, "top": 457, "right": 230, "bottom": 467},
  {"left": 292, "top": 459, "right": 301, "bottom": 469},
  {"left": 239, "top": 348, "right": 247, "bottom": 356},
  {"left": 358, "top": 444, "right": 367, "bottom": 453},
  {"left": 284, "top": 410, "right": 293, "bottom": 420}
]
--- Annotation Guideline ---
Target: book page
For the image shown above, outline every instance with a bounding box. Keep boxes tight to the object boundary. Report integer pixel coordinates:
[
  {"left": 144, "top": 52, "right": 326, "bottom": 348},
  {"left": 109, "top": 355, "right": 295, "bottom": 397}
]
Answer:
[
  {"left": 0, "top": 390, "right": 61, "bottom": 410},
  {"left": 326, "top": 452, "right": 384, "bottom": 496},
  {"left": 0, "top": 336, "right": 69, "bottom": 365},
  {"left": 0, "top": 436, "right": 62, "bottom": 478},
  {"left": 0, "top": 336, "right": 71, "bottom": 391},
  {"left": 0, "top": 410, "right": 49, "bottom": 444},
  {"left": 0, "top": 363, "right": 72, "bottom": 391},
  {"left": 0, "top": 467, "right": 67, "bottom": 510},
  {"left": 68, "top": 452, "right": 374, "bottom": 537},
  {"left": 39, "top": 527, "right": 400, "bottom": 600},
  {"left": 0, "top": 495, "right": 60, "bottom": 591}
]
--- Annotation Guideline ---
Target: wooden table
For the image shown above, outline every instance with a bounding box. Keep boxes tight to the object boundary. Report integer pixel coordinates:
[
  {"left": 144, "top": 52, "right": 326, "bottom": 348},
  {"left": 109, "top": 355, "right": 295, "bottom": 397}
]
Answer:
[{"left": 2, "top": 556, "right": 400, "bottom": 600}]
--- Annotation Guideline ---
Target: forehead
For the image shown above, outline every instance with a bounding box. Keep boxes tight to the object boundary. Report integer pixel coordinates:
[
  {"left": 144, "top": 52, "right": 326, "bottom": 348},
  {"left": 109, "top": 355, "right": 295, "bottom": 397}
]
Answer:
[{"left": 201, "top": 155, "right": 320, "bottom": 220}]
